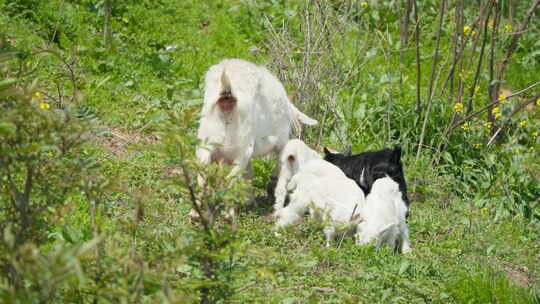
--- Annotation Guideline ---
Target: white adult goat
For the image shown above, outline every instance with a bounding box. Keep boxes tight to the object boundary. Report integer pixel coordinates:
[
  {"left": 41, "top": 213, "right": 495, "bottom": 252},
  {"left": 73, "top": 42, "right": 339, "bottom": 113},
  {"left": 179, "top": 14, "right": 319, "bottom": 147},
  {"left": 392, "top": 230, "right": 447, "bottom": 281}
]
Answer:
[
  {"left": 273, "top": 139, "right": 321, "bottom": 212},
  {"left": 196, "top": 59, "right": 317, "bottom": 177},
  {"left": 356, "top": 176, "right": 411, "bottom": 253}
]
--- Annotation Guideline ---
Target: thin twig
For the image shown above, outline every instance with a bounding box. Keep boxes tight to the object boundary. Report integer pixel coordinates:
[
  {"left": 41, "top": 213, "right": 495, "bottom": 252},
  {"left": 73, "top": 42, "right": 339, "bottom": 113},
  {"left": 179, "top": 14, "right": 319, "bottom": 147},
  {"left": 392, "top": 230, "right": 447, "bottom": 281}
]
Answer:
[
  {"left": 468, "top": 0, "right": 495, "bottom": 113},
  {"left": 95, "top": 120, "right": 152, "bottom": 163},
  {"left": 448, "top": 82, "right": 540, "bottom": 132},
  {"left": 494, "top": 0, "right": 540, "bottom": 92},
  {"left": 416, "top": 0, "right": 447, "bottom": 161},
  {"left": 337, "top": 203, "right": 359, "bottom": 249},
  {"left": 177, "top": 145, "right": 212, "bottom": 235},
  {"left": 487, "top": 91, "right": 540, "bottom": 146},
  {"left": 505, "top": 81, "right": 540, "bottom": 99},
  {"left": 235, "top": 282, "right": 256, "bottom": 293},
  {"left": 487, "top": 0, "right": 501, "bottom": 128},
  {"left": 413, "top": 0, "right": 421, "bottom": 114}
]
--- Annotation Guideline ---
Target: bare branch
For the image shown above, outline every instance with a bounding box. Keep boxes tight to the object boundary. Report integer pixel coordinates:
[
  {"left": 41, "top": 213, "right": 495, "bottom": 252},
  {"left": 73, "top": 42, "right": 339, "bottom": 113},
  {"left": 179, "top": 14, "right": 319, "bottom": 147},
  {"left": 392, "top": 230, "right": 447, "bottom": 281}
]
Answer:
[
  {"left": 416, "top": 0, "right": 447, "bottom": 161},
  {"left": 413, "top": 0, "right": 421, "bottom": 114},
  {"left": 448, "top": 81, "right": 540, "bottom": 132},
  {"left": 177, "top": 145, "right": 212, "bottom": 235},
  {"left": 487, "top": 91, "right": 540, "bottom": 146}
]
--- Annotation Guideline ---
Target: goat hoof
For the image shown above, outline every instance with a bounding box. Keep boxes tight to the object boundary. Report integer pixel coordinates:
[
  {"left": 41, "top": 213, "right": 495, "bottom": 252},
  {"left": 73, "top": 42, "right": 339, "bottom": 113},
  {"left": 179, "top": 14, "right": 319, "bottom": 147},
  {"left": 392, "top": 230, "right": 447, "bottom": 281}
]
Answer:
[{"left": 189, "top": 209, "right": 200, "bottom": 220}]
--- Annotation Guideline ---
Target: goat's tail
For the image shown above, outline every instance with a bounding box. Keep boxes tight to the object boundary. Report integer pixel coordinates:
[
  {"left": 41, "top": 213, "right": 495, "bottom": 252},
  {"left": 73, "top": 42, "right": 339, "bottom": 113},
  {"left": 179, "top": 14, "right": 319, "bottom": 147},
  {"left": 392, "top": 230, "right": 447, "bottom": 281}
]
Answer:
[
  {"left": 220, "top": 66, "right": 232, "bottom": 94},
  {"left": 288, "top": 103, "right": 317, "bottom": 134}
]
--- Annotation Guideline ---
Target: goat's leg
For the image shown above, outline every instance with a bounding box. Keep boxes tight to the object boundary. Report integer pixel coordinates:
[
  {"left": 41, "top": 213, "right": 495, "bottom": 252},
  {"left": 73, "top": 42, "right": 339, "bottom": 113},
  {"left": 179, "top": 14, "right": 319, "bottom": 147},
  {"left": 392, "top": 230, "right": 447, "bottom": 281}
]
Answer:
[
  {"left": 273, "top": 164, "right": 290, "bottom": 212},
  {"left": 190, "top": 147, "right": 214, "bottom": 220},
  {"left": 221, "top": 145, "right": 254, "bottom": 221},
  {"left": 265, "top": 155, "right": 280, "bottom": 200},
  {"left": 400, "top": 226, "right": 412, "bottom": 253},
  {"left": 324, "top": 226, "right": 336, "bottom": 247},
  {"left": 243, "top": 160, "right": 258, "bottom": 209},
  {"left": 227, "top": 143, "right": 254, "bottom": 178},
  {"left": 274, "top": 207, "right": 301, "bottom": 228},
  {"left": 274, "top": 189, "right": 309, "bottom": 228}
]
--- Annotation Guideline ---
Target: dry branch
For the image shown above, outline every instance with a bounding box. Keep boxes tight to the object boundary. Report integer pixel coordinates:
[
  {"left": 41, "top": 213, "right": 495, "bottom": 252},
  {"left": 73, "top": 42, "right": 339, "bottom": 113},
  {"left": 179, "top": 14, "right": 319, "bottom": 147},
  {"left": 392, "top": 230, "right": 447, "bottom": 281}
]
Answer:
[
  {"left": 415, "top": 0, "right": 447, "bottom": 161},
  {"left": 487, "top": 91, "right": 540, "bottom": 146}
]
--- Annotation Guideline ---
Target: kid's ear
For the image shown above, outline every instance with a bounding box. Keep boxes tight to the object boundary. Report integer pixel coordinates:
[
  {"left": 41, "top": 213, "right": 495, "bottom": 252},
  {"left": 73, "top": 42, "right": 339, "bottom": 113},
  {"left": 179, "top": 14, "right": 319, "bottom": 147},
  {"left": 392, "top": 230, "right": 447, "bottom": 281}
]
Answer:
[
  {"left": 391, "top": 145, "right": 402, "bottom": 162},
  {"left": 323, "top": 147, "right": 333, "bottom": 155},
  {"left": 344, "top": 145, "right": 352, "bottom": 156}
]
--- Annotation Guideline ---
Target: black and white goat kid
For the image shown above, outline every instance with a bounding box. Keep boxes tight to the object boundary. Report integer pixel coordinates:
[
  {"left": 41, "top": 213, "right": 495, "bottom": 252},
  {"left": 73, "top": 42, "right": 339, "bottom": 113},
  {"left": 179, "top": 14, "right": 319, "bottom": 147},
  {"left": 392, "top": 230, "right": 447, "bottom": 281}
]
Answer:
[{"left": 323, "top": 145, "right": 410, "bottom": 216}]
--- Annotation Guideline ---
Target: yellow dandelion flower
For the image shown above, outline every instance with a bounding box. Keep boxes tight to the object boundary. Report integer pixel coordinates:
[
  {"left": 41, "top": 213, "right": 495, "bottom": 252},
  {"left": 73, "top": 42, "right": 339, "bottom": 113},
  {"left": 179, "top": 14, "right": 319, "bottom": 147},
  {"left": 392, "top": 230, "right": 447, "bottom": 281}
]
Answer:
[
  {"left": 528, "top": 147, "right": 535, "bottom": 153},
  {"left": 463, "top": 26, "right": 471, "bottom": 36},
  {"left": 34, "top": 92, "right": 41, "bottom": 98},
  {"left": 474, "top": 143, "right": 483, "bottom": 149},
  {"left": 515, "top": 147, "right": 521, "bottom": 153},
  {"left": 504, "top": 24, "right": 513, "bottom": 32},
  {"left": 532, "top": 131, "right": 539, "bottom": 137},
  {"left": 480, "top": 207, "right": 489, "bottom": 216},
  {"left": 498, "top": 94, "right": 507, "bottom": 104},
  {"left": 454, "top": 103, "right": 464, "bottom": 113},
  {"left": 39, "top": 103, "right": 50, "bottom": 109},
  {"left": 361, "top": 1, "right": 368, "bottom": 7},
  {"left": 461, "top": 122, "right": 470, "bottom": 131},
  {"left": 484, "top": 121, "right": 493, "bottom": 128},
  {"left": 492, "top": 107, "right": 502, "bottom": 119},
  {"left": 536, "top": 98, "right": 540, "bottom": 106},
  {"left": 518, "top": 120, "right": 527, "bottom": 127}
]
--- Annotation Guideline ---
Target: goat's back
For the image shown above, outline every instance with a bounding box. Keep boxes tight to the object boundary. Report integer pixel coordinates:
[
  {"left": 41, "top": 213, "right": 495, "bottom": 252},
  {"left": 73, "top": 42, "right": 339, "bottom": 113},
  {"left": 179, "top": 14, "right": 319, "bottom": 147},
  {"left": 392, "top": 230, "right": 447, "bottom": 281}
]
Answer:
[
  {"left": 306, "top": 176, "right": 365, "bottom": 224},
  {"left": 287, "top": 158, "right": 346, "bottom": 191},
  {"left": 280, "top": 139, "right": 321, "bottom": 172}
]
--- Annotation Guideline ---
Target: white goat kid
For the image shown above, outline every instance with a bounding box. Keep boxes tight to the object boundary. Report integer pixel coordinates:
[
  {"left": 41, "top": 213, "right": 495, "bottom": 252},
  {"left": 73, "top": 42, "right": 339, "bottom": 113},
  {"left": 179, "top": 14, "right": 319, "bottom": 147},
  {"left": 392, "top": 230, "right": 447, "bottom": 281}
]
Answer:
[
  {"left": 275, "top": 160, "right": 364, "bottom": 247},
  {"left": 196, "top": 59, "right": 317, "bottom": 177},
  {"left": 284, "top": 158, "right": 347, "bottom": 193},
  {"left": 356, "top": 176, "right": 411, "bottom": 253},
  {"left": 273, "top": 139, "right": 321, "bottom": 212}
]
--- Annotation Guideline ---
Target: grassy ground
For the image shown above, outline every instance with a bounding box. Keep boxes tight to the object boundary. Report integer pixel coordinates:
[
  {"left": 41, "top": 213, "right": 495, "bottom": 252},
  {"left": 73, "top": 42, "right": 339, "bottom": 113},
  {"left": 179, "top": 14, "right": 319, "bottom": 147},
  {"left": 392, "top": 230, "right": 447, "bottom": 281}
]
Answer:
[{"left": 1, "top": 0, "right": 539, "bottom": 302}]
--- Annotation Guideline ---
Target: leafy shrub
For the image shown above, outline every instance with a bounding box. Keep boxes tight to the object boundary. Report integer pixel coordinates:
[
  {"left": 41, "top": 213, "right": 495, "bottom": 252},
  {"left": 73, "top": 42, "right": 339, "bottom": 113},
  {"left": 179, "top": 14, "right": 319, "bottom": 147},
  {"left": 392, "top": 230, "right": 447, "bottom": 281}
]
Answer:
[
  {"left": 0, "top": 44, "right": 107, "bottom": 298},
  {"left": 446, "top": 267, "right": 537, "bottom": 303}
]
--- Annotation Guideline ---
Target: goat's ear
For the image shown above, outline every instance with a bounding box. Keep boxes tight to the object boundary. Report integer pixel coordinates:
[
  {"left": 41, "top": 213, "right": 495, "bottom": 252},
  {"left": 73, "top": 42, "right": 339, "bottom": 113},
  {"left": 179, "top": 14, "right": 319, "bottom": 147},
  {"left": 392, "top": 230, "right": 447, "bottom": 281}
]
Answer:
[
  {"left": 391, "top": 145, "right": 402, "bottom": 162},
  {"left": 344, "top": 145, "right": 352, "bottom": 156},
  {"left": 323, "top": 147, "right": 332, "bottom": 156}
]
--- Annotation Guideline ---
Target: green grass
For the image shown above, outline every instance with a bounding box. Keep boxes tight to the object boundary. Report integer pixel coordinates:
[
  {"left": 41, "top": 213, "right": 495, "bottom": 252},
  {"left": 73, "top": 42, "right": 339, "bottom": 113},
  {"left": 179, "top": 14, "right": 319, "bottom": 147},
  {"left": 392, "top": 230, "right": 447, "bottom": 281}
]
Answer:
[{"left": 1, "top": 0, "right": 539, "bottom": 302}]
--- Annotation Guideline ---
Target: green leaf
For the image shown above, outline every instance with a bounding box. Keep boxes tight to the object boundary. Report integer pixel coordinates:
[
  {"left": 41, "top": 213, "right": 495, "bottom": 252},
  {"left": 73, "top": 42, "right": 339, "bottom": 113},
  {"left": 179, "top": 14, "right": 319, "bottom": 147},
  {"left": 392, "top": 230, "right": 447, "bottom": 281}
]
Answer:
[
  {"left": 398, "top": 260, "right": 410, "bottom": 275},
  {"left": 0, "top": 78, "right": 17, "bottom": 90},
  {"left": 297, "top": 259, "right": 318, "bottom": 268},
  {"left": 0, "top": 122, "right": 16, "bottom": 136}
]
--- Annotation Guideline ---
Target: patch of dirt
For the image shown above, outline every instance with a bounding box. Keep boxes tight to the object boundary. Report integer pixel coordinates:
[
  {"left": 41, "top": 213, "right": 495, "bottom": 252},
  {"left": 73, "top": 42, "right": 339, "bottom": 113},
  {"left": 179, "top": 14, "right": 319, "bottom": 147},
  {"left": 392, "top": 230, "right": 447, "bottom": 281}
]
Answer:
[
  {"left": 409, "top": 191, "right": 425, "bottom": 203},
  {"left": 245, "top": 195, "right": 274, "bottom": 217},
  {"left": 160, "top": 166, "right": 180, "bottom": 178},
  {"left": 91, "top": 126, "right": 158, "bottom": 157},
  {"left": 489, "top": 257, "right": 532, "bottom": 288}
]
